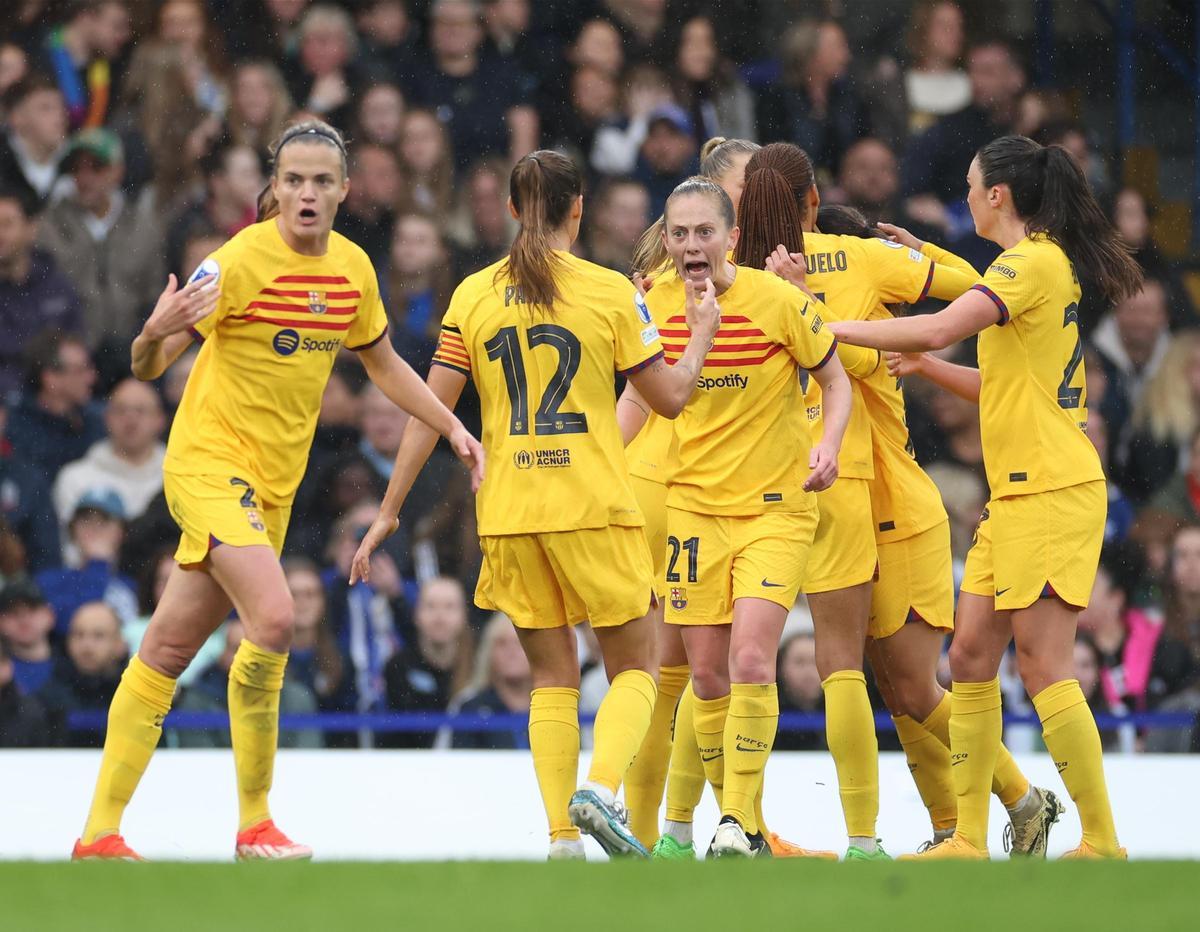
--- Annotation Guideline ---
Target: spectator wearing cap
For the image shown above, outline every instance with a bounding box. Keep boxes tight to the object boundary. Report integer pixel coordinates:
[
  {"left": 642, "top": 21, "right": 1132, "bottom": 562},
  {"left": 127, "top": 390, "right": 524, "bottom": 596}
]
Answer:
[
  {"left": 38, "top": 600, "right": 126, "bottom": 747},
  {"left": 52, "top": 378, "right": 165, "bottom": 532},
  {"left": 0, "top": 580, "right": 57, "bottom": 695},
  {"left": 633, "top": 104, "right": 701, "bottom": 218},
  {"left": 0, "top": 190, "right": 84, "bottom": 399},
  {"left": 6, "top": 330, "right": 102, "bottom": 477},
  {"left": 35, "top": 488, "right": 137, "bottom": 637},
  {"left": 38, "top": 0, "right": 132, "bottom": 131},
  {"left": 37, "top": 128, "right": 165, "bottom": 378},
  {"left": 0, "top": 633, "right": 51, "bottom": 746},
  {"left": 0, "top": 74, "right": 70, "bottom": 207}
]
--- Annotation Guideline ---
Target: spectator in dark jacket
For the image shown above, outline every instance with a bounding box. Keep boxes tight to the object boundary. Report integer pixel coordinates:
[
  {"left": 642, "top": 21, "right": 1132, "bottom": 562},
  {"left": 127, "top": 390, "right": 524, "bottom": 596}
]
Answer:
[
  {"left": 38, "top": 600, "right": 125, "bottom": 747},
  {"left": 0, "top": 632, "right": 51, "bottom": 746},
  {"left": 0, "top": 74, "right": 69, "bottom": 206},
  {"left": 633, "top": 105, "right": 700, "bottom": 219},
  {"left": 0, "top": 579, "right": 57, "bottom": 696},
  {"left": 776, "top": 629, "right": 827, "bottom": 751},
  {"left": 0, "top": 406, "right": 61, "bottom": 574},
  {"left": 447, "top": 612, "right": 530, "bottom": 750}
]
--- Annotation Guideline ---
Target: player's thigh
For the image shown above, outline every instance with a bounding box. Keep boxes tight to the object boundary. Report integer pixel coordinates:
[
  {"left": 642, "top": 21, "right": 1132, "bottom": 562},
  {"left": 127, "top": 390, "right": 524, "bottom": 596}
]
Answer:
[
  {"left": 207, "top": 542, "right": 294, "bottom": 650},
  {"left": 1011, "top": 598, "right": 1084, "bottom": 697},
  {"left": 806, "top": 478, "right": 877, "bottom": 594},
  {"left": 959, "top": 501, "right": 995, "bottom": 599},
  {"left": 869, "top": 520, "right": 955, "bottom": 640},
  {"left": 680, "top": 623, "right": 731, "bottom": 700},
  {"left": 656, "top": 610, "right": 688, "bottom": 667},
  {"left": 728, "top": 596, "right": 789, "bottom": 684},
  {"left": 867, "top": 620, "right": 947, "bottom": 720},
  {"left": 947, "top": 591, "right": 1012, "bottom": 683},
  {"left": 138, "top": 563, "right": 234, "bottom": 677},
  {"left": 515, "top": 623, "right": 580, "bottom": 690},
  {"left": 663, "top": 508, "right": 734, "bottom": 627}
]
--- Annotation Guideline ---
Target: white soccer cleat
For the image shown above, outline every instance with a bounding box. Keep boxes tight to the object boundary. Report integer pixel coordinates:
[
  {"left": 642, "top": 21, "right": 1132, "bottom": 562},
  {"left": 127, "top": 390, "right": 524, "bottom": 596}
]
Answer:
[
  {"left": 547, "top": 838, "right": 586, "bottom": 861},
  {"left": 709, "top": 818, "right": 754, "bottom": 859}
]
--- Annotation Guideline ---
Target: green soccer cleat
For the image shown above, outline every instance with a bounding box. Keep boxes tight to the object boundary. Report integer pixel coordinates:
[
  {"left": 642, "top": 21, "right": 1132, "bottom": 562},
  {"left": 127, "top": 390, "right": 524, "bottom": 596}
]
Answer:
[
  {"left": 844, "top": 841, "right": 892, "bottom": 862},
  {"left": 650, "top": 835, "right": 696, "bottom": 861}
]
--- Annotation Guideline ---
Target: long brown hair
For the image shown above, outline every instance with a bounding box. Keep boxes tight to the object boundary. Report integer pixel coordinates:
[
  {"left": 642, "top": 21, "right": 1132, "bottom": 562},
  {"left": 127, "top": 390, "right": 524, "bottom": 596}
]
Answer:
[
  {"left": 733, "top": 142, "right": 815, "bottom": 269},
  {"left": 256, "top": 119, "right": 349, "bottom": 222},
  {"left": 495, "top": 150, "right": 583, "bottom": 310}
]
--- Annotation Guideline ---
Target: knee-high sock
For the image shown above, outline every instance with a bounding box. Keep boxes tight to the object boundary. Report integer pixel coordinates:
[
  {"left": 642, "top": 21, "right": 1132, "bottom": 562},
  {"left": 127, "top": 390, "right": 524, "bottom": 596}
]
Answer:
[
  {"left": 664, "top": 681, "right": 710, "bottom": 821},
  {"left": 949, "top": 678, "right": 1002, "bottom": 850},
  {"left": 692, "top": 693, "right": 730, "bottom": 807},
  {"left": 625, "top": 664, "right": 689, "bottom": 847},
  {"left": 81, "top": 655, "right": 176, "bottom": 844},
  {"left": 529, "top": 687, "right": 581, "bottom": 842},
  {"left": 587, "top": 669, "right": 657, "bottom": 792},
  {"left": 822, "top": 670, "right": 879, "bottom": 838},
  {"left": 753, "top": 775, "right": 769, "bottom": 838},
  {"left": 722, "top": 683, "right": 777, "bottom": 835},
  {"left": 228, "top": 640, "right": 287, "bottom": 831},
  {"left": 894, "top": 712, "right": 956, "bottom": 832},
  {"left": 922, "top": 690, "right": 1030, "bottom": 810},
  {"left": 1033, "top": 679, "right": 1119, "bottom": 854}
]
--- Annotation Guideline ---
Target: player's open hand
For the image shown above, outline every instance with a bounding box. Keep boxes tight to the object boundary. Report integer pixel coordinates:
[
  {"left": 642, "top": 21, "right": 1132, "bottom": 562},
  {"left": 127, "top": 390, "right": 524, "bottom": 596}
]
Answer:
[
  {"left": 449, "top": 424, "right": 485, "bottom": 492},
  {"left": 142, "top": 273, "right": 219, "bottom": 341},
  {"left": 803, "top": 441, "right": 839, "bottom": 492},
  {"left": 685, "top": 277, "right": 721, "bottom": 344},
  {"left": 885, "top": 351, "right": 926, "bottom": 379},
  {"left": 349, "top": 514, "right": 400, "bottom": 585},
  {"left": 876, "top": 222, "right": 924, "bottom": 252},
  {"left": 765, "top": 244, "right": 808, "bottom": 288}
]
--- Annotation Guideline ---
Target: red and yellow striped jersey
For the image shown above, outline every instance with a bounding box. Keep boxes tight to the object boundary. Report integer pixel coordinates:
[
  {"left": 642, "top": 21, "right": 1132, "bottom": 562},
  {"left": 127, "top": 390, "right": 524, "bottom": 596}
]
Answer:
[{"left": 165, "top": 220, "right": 388, "bottom": 503}]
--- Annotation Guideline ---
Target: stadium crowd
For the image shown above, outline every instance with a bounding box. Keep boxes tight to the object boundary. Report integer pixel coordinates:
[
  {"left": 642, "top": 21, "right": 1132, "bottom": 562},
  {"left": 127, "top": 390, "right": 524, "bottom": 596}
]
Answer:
[{"left": 0, "top": 0, "right": 1197, "bottom": 753}]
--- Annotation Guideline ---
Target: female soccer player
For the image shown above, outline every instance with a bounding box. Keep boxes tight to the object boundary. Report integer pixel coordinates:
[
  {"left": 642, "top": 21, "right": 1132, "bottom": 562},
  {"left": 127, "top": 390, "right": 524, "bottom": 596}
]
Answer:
[
  {"left": 625, "top": 176, "right": 854, "bottom": 858},
  {"left": 829, "top": 135, "right": 1142, "bottom": 859},
  {"left": 351, "top": 150, "right": 721, "bottom": 860},
  {"left": 72, "top": 120, "right": 485, "bottom": 862}
]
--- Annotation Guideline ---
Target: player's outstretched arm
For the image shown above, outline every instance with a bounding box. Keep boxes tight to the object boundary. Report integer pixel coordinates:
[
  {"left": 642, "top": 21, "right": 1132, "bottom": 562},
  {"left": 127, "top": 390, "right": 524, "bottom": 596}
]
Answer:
[
  {"left": 805, "top": 353, "right": 851, "bottom": 492},
  {"left": 627, "top": 277, "right": 720, "bottom": 417},
  {"left": 130, "top": 273, "right": 218, "bottom": 380},
  {"left": 828, "top": 287, "right": 998, "bottom": 353},
  {"left": 617, "top": 381, "right": 651, "bottom": 446},
  {"left": 358, "top": 338, "right": 484, "bottom": 489},
  {"left": 887, "top": 352, "right": 982, "bottom": 404},
  {"left": 350, "top": 363, "right": 471, "bottom": 585}
]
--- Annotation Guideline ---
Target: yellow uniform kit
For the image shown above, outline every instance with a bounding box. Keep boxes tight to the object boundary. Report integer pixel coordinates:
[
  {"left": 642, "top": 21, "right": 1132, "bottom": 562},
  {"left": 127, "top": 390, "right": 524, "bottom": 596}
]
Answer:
[
  {"left": 963, "top": 235, "right": 1107, "bottom": 610},
  {"left": 626, "top": 412, "right": 675, "bottom": 598},
  {"left": 432, "top": 250, "right": 663, "bottom": 629},
  {"left": 646, "top": 266, "right": 837, "bottom": 624},
  {"left": 166, "top": 220, "right": 388, "bottom": 564}
]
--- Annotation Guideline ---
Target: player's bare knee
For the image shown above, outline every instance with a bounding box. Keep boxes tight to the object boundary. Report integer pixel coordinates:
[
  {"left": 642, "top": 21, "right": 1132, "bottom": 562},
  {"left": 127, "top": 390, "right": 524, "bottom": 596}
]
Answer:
[
  {"left": 691, "top": 664, "right": 730, "bottom": 700},
  {"left": 138, "top": 640, "right": 194, "bottom": 680},
  {"left": 947, "top": 634, "right": 993, "bottom": 682},
  {"left": 728, "top": 641, "right": 771, "bottom": 684},
  {"left": 249, "top": 596, "right": 296, "bottom": 652}
]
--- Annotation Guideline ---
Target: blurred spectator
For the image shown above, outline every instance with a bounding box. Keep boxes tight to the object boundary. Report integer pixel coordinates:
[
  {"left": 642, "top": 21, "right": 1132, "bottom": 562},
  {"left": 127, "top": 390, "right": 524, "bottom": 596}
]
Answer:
[
  {"left": 177, "top": 229, "right": 226, "bottom": 285},
  {"left": 633, "top": 104, "right": 700, "bottom": 219},
  {"left": 756, "top": 19, "right": 868, "bottom": 173},
  {"left": 671, "top": 15, "right": 756, "bottom": 146},
  {"left": 334, "top": 143, "right": 401, "bottom": 269},
  {"left": 36, "top": 488, "right": 137, "bottom": 633},
  {"left": 902, "top": 40, "right": 1024, "bottom": 241},
  {"left": 1148, "top": 430, "right": 1200, "bottom": 526},
  {"left": 925, "top": 461, "right": 986, "bottom": 582},
  {"left": 903, "top": 0, "right": 969, "bottom": 133},
  {"left": 446, "top": 612, "right": 530, "bottom": 749},
  {"left": 354, "top": 81, "right": 406, "bottom": 150},
  {"left": 590, "top": 63, "right": 674, "bottom": 176},
  {"left": 38, "top": 0, "right": 131, "bottom": 130},
  {"left": 355, "top": 0, "right": 418, "bottom": 86},
  {"left": 0, "top": 43, "right": 31, "bottom": 107},
  {"left": 226, "top": 60, "right": 294, "bottom": 158},
  {"left": 0, "top": 580, "right": 56, "bottom": 695},
  {"left": 399, "top": 108, "right": 454, "bottom": 216},
  {"left": 283, "top": 557, "right": 349, "bottom": 717},
  {"left": 1150, "top": 526, "right": 1200, "bottom": 751},
  {"left": 386, "top": 213, "right": 451, "bottom": 367},
  {"left": 0, "top": 192, "right": 83, "bottom": 397},
  {"left": 359, "top": 384, "right": 409, "bottom": 483},
  {"left": 52, "top": 378, "right": 165, "bottom": 529},
  {"left": 283, "top": 4, "right": 361, "bottom": 130},
  {"left": 584, "top": 177, "right": 649, "bottom": 273},
  {"left": 408, "top": 0, "right": 538, "bottom": 170},
  {"left": 37, "top": 127, "right": 165, "bottom": 375},
  {"left": 310, "top": 358, "right": 364, "bottom": 459},
  {"left": 0, "top": 406, "right": 60, "bottom": 574},
  {"left": 174, "top": 618, "right": 321, "bottom": 749},
  {"left": 0, "top": 74, "right": 69, "bottom": 206},
  {"left": 412, "top": 456, "right": 480, "bottom": 597},
  {"left": 775, "top": 629, "right": 825, "bottom": 751},
  {"left": 542, "top": 64, "right": 620, "bottom": 166},
  {"left": 381, "top": 575, "right": 473, "bottom": 748},
  {"left": 1036, "top": 119, "right": 1111, "bottom": 205},
  {"left": 834, "top": 136, "right": 940, "bottom": 237},
  {"left": 0, "top": 632, "right": 51, "bottom": 746},
  {"left": 922, "top": 384, "right": 985, "bottom": 481},
  {"left": 568, "top": 17, "right": 624, "bottom": 78},
  {"left": 482, "top": 0, "right": 554, "bottom": 104},
  {"left": 38, "top": 600, "right": 125, "bottom": 747},
  {"left": 1085, "top": 410, "right": 1134, "bottom": 544},
  {"left": 449, "top": 158, "right": 513, "bottom": 279},
  {"left": 600, "top": 0, "right": 672, "bottom": 66},
  {"left": 150, "top": 0, "right": 229, "bottom": 121},
  {"left": 1111, "top": 187, "right": 1195, "bottom": 327},
  {"left": 1073, "top": 631, "right": 1122, "bottom": 749}
]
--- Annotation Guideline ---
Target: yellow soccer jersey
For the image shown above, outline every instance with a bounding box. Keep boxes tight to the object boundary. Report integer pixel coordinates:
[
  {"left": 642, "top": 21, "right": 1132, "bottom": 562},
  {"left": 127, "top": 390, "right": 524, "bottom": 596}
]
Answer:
[
  {"left": 802, "top": 232, "right": 939, "bottom": 478},
  {"left": 648, "top": 266, "right": 837, "bottom": 516},
  {"left": 626, "top": 411, "right": 676, "bottom": 484},
  {"left": 431, "top": 251, "right": 663, "bottom": 536},
  {"left": 972, "top": 235, "right": 1104, "bottom": 498},
  {"left": 165, "top": 220, "right": 388, "bottom": 504}
]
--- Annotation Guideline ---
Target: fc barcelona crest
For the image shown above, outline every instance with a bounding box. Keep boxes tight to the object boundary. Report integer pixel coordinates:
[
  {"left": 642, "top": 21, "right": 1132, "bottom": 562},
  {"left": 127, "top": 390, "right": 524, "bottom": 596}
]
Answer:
[
  {"left": 308, "top": 291, "right": 327, "bottom": 314},
  {"left": 670, "top": 587, "right": 688, "bottom": 610}
]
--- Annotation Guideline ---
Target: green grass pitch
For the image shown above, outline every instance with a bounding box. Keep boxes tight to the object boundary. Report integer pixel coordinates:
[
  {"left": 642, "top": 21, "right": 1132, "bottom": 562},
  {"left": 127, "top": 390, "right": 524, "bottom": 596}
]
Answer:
[{"left": 3, "top": 860, "right": 1196, "bottom": 931}]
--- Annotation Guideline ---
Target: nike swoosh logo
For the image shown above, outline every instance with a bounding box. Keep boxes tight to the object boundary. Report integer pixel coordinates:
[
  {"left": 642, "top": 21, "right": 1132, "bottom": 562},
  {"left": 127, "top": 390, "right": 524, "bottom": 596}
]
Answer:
[
  {"left": 735, "top": 743, "right": 765, "bottom": 752},
  {"left": 996, "top": 587, "right": 1011, "bottom": 597},
  {"left": 951, "top": 758, "right": 965, "bottom": 766},
  {"left": 701, "top": 753, "right": 722, "bottom": 762},
  {"left": 761, "top": 579, "right": 786, "bottom": 588}
]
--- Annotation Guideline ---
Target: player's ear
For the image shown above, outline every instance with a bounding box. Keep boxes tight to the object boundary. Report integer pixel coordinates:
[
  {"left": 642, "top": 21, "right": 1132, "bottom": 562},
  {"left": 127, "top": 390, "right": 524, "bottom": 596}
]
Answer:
[
  {"left": 507, "top": 196, "right": 519, "bottom": 221},
  {"left": 338, "top": 176, "right": 350, "bottom": 204},
  {"left": 727, "top": 224, "right": 740, "bottom": 254},
  {"left": 570, "top": 194, "right": 583, "bottom": 220}
]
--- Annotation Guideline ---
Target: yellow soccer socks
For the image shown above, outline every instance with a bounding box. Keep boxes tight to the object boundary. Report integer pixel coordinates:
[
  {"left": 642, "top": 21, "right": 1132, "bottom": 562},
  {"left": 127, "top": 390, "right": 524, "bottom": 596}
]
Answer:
[
  {"left": 894, "top": 711, "right": 957, "bottom": 834},
  {"left": 529, "top": 687, "right": 582, "bottom": 841},
  {"left": 692, "top": 692, "right": 730, "bottom": 805},
  {"left": 822, "top": 670, "right": 879, "bottom": 842},
  {"left": 586, "top": 669, "right": 657, "bottom": 793},
  {"left": 1033, "top": 679, "right": 1119, "bottom": 855},
  {"left": 625, "top": 664, "right": 689, "bottom": 847},
  {"left": 949, "top": 678, "right": 1002, "bottom": 850},
  {"left": 81, "top": 655, "right": 176, "bottom": 844},
  {"left": 722, "top": 683, "right": 777, "bottom": 835},
  {"left": 228, "top": 640, "right": 287, "bottom": 831}
]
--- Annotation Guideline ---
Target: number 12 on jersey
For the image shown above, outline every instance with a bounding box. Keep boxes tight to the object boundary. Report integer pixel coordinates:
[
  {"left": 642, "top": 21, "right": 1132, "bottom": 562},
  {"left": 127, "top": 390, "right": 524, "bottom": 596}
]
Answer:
[{"left": 485, "top": 324, "right": 589, "bottom": 436}]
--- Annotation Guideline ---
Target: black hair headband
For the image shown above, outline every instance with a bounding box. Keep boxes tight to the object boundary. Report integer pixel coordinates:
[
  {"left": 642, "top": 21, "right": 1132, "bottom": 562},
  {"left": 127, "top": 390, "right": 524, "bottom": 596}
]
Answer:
[{"left": 276, "top": 126, "right": 347, "bottom": 159}]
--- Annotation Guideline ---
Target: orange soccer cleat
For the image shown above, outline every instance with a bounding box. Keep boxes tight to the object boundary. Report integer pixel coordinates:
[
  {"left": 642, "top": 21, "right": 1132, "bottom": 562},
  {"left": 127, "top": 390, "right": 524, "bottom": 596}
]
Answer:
[
  {"left": 898, "top": 834, "right": 989, "bottom": 861},
  {"left": 1060, "top": 841, "right": 1128, "bottom": 860},
  {"left": 767, "top": 832, "right": 839, "bottom": 860},
  {"left": 235, "top": 819, "right": 313, "bottom": 862},
  {"left": 72, "top": 834, "right": 145, "bottom": 861}
]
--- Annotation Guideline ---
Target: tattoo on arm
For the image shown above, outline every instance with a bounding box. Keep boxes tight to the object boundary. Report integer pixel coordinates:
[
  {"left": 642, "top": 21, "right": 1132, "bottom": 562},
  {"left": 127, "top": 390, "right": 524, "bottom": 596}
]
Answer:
[{"left": 620, "top": 396, "right": 649, "bottom": 417}]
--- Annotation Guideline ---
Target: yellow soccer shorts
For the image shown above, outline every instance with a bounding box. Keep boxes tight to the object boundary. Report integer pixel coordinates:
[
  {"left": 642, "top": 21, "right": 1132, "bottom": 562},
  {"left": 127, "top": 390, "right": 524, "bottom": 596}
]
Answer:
[
  {"left": 631, "top": 474, "right": 668, "bottom": 598},
  {"left": 663, "top": 507, "right": 818, "bottom": 626},
  {"left": 475, "top": 524, "right": 654, "bottom": 629},
  {"left": 961, "top": 480, "right": 1106, "bottom": 611},
  {"left": 806, "top": 477, "right": 878, "bottom": 593},
  {"left": 164, "top": 470, "right": 291, "bottom": 566},
  {"left": 869, "top": 519, "right": 955, "bottom": 640}
]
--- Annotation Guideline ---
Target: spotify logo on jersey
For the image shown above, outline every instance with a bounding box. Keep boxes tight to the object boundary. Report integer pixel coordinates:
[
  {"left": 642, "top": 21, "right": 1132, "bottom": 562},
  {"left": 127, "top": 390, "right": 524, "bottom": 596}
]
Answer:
[{"left": 273, "top": 329, "right": 301, "bottom": 356}]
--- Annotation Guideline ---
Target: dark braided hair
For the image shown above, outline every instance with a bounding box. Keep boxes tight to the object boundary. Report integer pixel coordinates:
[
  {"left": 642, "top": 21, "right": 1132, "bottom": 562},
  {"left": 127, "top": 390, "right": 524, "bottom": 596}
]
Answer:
[{"left": 733, "top": 142, "right": 814, "bottom": 269}]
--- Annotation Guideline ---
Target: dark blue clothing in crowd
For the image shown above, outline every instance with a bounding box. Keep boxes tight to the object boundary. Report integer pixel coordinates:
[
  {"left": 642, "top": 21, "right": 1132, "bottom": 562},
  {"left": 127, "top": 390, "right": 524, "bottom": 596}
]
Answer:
[
  {"left": 6, "top": 396, "right": 105, "bottom": 480},
  {"left": 0, "top": 250, "right": 82, "bottom": 397},
  {"left": 11, "top": 656, "right": 54, "bottom": 696},
  {"left": 0, "top": 453, "right": 61, "bottom": 573},
  {"left": 35, "top": 560, "right": 138, "bottom": 637}
]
